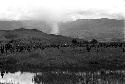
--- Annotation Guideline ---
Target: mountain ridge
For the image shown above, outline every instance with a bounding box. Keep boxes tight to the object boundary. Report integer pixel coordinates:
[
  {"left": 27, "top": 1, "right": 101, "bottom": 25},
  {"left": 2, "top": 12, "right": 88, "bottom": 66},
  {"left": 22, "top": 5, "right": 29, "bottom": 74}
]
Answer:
[
  {"left": 0, "top": 18, "right": 124, "bottom": 41},
  {"left": 59, "top": 18, "right": 124, "bottom": 41}
]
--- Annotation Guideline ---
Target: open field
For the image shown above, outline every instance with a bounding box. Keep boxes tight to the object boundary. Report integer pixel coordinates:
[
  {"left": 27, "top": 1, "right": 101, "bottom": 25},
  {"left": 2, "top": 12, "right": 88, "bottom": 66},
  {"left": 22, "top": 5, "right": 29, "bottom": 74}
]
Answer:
[{"left": 0, "top": 39, "right": 125, "bottom": 71}]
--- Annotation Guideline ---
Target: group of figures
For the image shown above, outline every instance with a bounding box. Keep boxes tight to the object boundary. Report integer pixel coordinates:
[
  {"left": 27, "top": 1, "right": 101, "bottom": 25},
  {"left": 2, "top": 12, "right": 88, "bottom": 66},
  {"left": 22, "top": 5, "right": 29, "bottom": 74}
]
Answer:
[
  {"left": 0, "top": 39, "right": 125, "bottom": 54},
  {"left": 0, "top": 41, "right": 33, "bottom": 54},
  {"left": 0, "top": 40, "right": 72, "bottom": 54},
  {"left": 72, "top": 39, "right": 125, "bottom": 52}
]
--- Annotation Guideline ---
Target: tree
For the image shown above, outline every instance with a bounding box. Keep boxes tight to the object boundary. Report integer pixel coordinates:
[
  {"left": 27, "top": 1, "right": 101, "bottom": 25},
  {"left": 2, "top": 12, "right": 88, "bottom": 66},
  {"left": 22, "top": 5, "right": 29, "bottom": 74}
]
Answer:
[
  {"left": 90, "top": 39, "right": 98, "bottom": 44},
  {"left": 72, "top": 39, "right": 77, "bottom": 45}
]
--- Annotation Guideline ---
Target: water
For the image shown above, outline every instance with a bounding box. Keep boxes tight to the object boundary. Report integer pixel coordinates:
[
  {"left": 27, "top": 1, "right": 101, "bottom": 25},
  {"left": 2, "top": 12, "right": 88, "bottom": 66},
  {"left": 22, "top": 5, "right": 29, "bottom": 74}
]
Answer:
[{"left": 0, "top": 70, "right": 125, "bottom": 84}]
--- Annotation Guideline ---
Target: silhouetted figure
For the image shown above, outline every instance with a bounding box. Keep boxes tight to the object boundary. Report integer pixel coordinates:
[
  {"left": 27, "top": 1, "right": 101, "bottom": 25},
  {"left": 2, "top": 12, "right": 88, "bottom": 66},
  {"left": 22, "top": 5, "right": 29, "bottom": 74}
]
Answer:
[
  {"left": 86, "top": 45, "right": 91, "bottom": 52},
  {"left": 72, "top": 39, "right": 78, "bottom": 48},
  {"left": 72, "top": 39, "right": 77, "bottom": 44},
  {"left": 1, "top": 71, "right": 5, "bottom": 78}
]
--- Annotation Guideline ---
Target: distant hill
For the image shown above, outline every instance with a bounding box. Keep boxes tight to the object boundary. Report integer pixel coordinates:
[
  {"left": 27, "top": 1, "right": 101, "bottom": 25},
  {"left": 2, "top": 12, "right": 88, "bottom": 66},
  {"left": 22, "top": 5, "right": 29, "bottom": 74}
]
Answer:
[
  {"left": 0, "top": 20, "right": 51, "bottom": 34},
  {"left": 59, "top": 18, "right": 124, "bottom": 41},
  {"left": 0, "top": 21, "right": 23, "bottom": 30},
  {"left": 0, "top": 28, "right": 73, "bottom": 45},
  {"left": 21, "top": 20, "right": 51, "bottom": 34}
]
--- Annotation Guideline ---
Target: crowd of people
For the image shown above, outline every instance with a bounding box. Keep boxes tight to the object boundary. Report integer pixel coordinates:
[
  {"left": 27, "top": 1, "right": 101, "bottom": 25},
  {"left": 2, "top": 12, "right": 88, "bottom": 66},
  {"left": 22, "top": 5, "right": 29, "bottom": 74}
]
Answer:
[{"left": 0, "top": 39, "right": 125, "bottom": 54}]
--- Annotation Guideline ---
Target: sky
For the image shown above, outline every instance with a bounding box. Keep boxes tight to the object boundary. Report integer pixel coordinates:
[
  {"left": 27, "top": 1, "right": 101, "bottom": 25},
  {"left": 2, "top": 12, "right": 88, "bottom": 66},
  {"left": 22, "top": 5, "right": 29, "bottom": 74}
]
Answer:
[
  {"left": 0, "top": 0, "right": 124, "bottom": 34},
  {"left": 0, "top": 0, "right": 124, "bottom": 21}
]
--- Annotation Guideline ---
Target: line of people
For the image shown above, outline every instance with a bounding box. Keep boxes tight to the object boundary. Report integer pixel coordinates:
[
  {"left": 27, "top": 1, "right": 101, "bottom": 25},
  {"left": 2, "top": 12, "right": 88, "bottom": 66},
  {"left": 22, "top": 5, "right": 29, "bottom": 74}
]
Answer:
[{"left": 0, "top": 39, "right": 125, "bottom": 54}]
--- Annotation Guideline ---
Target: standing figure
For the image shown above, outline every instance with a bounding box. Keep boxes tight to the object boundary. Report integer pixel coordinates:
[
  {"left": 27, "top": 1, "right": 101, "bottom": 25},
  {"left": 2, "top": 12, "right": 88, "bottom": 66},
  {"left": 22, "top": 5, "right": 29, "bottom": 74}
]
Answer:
[{"left": 1, "top": 71, "right": 5, "bottom": 78}]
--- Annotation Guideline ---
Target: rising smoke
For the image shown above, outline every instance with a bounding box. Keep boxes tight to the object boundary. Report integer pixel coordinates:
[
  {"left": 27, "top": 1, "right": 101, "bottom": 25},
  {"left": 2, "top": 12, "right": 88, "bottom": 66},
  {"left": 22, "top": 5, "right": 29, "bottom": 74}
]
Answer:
[
  {"left": 50, "top": 23, "right": 59, "bottom": 35},
  {"left": 124, "top": 18, "right": 125, "bottom": 41}
]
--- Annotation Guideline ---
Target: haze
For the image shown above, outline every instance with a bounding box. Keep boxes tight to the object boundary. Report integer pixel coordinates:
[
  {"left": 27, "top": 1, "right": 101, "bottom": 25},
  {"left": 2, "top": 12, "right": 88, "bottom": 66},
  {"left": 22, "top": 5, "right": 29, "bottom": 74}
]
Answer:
[{"left": 0, "top": 0, "right": 124, "bottom": 34}]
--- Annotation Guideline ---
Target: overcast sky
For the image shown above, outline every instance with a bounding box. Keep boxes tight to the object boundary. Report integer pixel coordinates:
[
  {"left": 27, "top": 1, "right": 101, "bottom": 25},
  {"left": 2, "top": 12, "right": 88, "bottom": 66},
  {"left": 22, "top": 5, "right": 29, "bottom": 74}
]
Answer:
[{"left": 0, "top": 0, "right": 124, "bottom": 22}]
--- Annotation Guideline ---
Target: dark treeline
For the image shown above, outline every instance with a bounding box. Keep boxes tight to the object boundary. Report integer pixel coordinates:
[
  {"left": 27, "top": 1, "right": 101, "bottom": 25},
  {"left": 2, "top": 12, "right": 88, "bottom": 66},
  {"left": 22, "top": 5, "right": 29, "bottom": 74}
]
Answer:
[
  {"left": 72, "top": 39, "right": 125, "bottom": 52},
  {"left": 0, "top": 38, "right": 125, "bottom": 54}
]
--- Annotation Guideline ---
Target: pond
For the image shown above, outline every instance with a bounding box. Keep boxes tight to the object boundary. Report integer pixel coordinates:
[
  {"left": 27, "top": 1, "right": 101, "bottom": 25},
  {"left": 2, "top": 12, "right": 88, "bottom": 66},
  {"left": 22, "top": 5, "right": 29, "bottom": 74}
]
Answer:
[{"left": 0, "top": 70, "right": 125, "bottom": 84}]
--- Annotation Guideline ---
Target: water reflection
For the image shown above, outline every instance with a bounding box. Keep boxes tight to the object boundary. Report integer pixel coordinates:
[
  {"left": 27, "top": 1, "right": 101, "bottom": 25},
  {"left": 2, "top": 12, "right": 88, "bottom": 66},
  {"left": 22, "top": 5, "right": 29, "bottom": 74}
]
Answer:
[
  {"left": 0, "top": 71, "right": 35, "bottom": 84},
  {"left": 0, "top": 70, "right": 125, "bottom": 84}
]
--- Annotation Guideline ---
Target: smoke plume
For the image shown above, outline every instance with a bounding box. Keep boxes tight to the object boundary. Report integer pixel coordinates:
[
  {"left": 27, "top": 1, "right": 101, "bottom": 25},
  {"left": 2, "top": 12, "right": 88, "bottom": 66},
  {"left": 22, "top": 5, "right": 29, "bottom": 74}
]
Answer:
[
  {"left": 50, "top": 23, "right": 59, "bottom": 35},
  {"left": 124, "top": 18, "right": 125, "bottom": 41}
]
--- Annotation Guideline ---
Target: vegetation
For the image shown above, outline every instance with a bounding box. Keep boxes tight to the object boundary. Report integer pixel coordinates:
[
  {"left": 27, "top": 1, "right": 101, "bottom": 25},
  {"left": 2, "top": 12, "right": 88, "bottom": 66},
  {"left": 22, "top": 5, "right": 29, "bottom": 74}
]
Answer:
[
  {"left": 0, "top": 28, "right": 124, "bottom": 71},
  {"left": 33, "top": 70, "right": 125, "bottom": 84},
  {"left": 0, "top": 37, "right": 124, "bottom": 71}
]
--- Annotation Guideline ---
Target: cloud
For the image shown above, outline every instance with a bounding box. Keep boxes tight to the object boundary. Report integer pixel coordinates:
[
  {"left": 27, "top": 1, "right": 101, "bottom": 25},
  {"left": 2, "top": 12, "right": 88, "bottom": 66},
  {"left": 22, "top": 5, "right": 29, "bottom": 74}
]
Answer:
[
  {"left": 0, "top": 0, "right": 124, "bottom": 34},
  {"left": 0, "top": 0, "right": 124, "bottom": 20}
]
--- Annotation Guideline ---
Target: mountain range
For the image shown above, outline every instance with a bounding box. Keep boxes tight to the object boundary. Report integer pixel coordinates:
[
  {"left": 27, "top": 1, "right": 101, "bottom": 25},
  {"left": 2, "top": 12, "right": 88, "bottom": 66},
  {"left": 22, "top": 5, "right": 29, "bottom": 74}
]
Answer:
[
  {"left": 59, "top": 18, "right": 124, "bottom": 41},
  {"left": 0, "top": 18, "right": 124, "bottom": 41}
]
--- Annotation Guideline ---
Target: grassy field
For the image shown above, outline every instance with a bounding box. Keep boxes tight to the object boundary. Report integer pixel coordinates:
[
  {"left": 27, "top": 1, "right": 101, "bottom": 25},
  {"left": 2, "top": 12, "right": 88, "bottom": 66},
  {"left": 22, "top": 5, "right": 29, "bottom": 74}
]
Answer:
[{"left": 0, "top": 41, "right": 125, "bottom": 71}]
